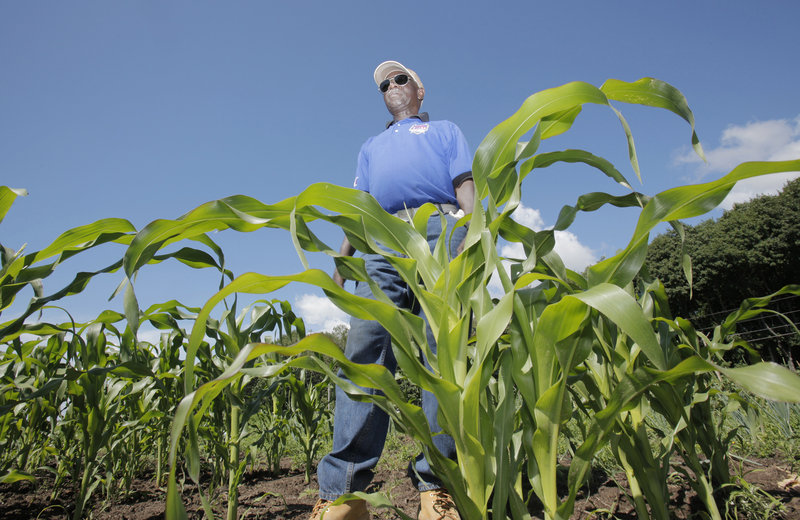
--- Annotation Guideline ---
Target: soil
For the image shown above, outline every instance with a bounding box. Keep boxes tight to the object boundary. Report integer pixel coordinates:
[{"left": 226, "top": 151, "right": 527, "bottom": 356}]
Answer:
[{"left": 1, "top": 457, "right": 799, "bottom": 519}]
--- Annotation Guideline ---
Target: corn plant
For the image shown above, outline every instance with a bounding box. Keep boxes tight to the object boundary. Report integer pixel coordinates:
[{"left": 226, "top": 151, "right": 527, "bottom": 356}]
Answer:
[
  {"left": 150, "top": 296, "right": 308, "bottom": 520},
  {"left": 50, "top": 320, "right": 159, "bottom": 518},
  {"left": 243, "top": 377, "right": 291, "bottom": 475},
  {"left": 0, "top": 308, "right": 161, "bottom": 517},
  {"left": 0, "top": 329, "right": 69, "bottom": 483},
  {"left": 0, "top": 194, "right": 235, "bottom": 512},
  {"left": 136, "top": 301, "right": 197, "bottom": 488},
  {"left": 285, "top": 369, "right": 332, "bottom": 483},
  {"left": 124, "top": 78, "right": 800, "bottom": 520}
]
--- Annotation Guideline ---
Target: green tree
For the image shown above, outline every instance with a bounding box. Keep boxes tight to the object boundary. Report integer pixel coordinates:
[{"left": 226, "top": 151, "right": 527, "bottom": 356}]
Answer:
[
  {"left": 646, "top": 177, "right": 800, "bottom": 366},
  {"left": 322, "top": 323, "right": 348, "bottom": 352}
]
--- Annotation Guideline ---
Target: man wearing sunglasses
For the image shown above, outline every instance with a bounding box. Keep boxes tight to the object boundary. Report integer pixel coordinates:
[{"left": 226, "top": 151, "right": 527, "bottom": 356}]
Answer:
[{"left": 309, "top": 61, "right": 474, "bottom": 520}]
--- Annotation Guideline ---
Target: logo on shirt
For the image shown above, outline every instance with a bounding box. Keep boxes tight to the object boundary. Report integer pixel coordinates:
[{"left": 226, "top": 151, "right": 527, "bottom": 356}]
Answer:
[{"left": 409, "top": 123, "right": 430, "bottom": 135}]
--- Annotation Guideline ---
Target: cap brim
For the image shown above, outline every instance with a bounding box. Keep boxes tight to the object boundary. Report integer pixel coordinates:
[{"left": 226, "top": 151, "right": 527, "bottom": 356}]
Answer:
[
  {"left": 374, "top": 61, "right": 409, "bottom": 85},
  {"left": 373, "top": 60, "right": 423, "bottom": 90}
]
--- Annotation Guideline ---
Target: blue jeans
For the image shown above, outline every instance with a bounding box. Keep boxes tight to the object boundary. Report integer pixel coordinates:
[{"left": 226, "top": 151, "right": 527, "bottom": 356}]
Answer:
[{"left": 317, "top": 213, "right": 466, "bottom": 500}]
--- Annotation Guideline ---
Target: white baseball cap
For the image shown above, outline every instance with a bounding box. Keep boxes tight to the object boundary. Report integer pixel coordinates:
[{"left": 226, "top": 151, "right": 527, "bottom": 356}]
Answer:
[{"left": 373, "top": 60, "right": 424, "bottom": 91}]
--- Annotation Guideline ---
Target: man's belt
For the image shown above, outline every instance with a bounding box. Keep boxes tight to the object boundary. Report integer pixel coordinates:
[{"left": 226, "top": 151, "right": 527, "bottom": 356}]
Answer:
[{"left": 394, "top": 203, "right": 459, "bottom": 222}]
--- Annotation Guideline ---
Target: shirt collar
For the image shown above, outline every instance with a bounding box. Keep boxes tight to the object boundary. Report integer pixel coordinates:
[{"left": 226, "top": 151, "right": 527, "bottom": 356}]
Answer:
[{"left": 386, "top": 112, "right": 430, "bottom": 129}]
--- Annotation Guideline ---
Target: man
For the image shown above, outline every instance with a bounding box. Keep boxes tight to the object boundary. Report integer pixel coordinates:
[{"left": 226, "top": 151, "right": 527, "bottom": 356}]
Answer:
[{"left": 309, "top": 61, "right": 475, "bottom": 520}]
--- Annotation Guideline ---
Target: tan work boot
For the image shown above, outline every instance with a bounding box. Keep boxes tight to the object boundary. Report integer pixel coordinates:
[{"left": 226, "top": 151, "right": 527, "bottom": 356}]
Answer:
[
  {"left": 308, "top": 498, "right": 370, "bottom": 520},
  {"left": 418, "top": 489, "right": 460, "bottom": 520}
]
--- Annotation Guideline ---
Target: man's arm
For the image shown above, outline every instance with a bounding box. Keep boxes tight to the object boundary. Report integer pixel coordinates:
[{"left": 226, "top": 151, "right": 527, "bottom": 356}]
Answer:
[
  {"left": 454, "top": 179, "right": 475, "bottom": 254},
  {"left": 333, "top": 236, "right": 357, "bottom": 288},
  {"left": 455, "top": 179, "right": 475, "bottom": 215}
]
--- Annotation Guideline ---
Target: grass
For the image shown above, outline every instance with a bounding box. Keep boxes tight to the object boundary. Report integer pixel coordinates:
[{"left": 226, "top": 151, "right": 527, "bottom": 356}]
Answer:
[
  {"left": 723, "top": 475, "right": 788, "bottom": 520},
  {"left": 284, "top": 430, "right": 332, "bottom": 475},
  {"left": 375, "top": 427, "right": 420, "bottom": 474},
  {"left": 726, "top": 395, "right": 800, "bottom": 473},
  {"left": 283, "top": 423, "right": 417, "bottom": 481}
]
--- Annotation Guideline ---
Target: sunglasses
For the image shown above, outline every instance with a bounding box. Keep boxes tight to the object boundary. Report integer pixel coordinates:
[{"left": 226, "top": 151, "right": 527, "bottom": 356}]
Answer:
[{"left": 379, "top": 73, "right": 411, "bottom": 93}]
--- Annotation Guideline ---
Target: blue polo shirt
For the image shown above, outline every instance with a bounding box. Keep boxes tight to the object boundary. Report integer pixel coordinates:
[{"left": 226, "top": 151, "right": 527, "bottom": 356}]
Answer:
[{"left": 353, "top": 114, "right": 473, "bottom": 214}]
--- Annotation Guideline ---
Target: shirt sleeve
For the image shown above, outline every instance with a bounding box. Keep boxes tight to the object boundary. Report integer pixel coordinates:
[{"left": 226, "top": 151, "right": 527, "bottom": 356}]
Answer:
[
  {"left": 353, "top": 140, "right": 370, "bottom": 192},
  {"left": 448, "top": 123, "right": 473, "bottom": 181}
]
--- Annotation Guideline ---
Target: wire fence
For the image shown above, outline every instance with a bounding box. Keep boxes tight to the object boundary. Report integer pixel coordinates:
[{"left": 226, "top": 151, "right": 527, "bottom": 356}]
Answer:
[{"left": 693, "top": 294, "right": 800, "bottom": 345}]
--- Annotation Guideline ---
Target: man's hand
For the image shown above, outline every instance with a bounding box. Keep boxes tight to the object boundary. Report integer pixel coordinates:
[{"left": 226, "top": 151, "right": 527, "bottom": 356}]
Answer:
[
  {"left": 454, "top": 179, "right": 475, "bottom": 255},
  {"left": 333, "top": 268, "right": 346, "bottom": 288},
  {"left": 333, "top": 236, "right": 356, "bottom": 288}
]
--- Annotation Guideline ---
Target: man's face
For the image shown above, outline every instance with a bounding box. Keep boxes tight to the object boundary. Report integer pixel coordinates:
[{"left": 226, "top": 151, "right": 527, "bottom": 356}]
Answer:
[{"left": 382, "top": 69, "right": 424, "bottom": 114}]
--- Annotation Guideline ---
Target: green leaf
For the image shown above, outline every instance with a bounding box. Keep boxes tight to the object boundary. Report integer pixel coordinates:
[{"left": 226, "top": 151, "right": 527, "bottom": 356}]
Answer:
[
  {"left": 123, "top": 278, "right": 140, "bottom": 338},
  {"left": 720, "top": 362, "right": 800, "bottom": 403},
  {"left": 475, "top": 82, "right": 609, "bottom": 178},
  {"left": 0, "top": 186, "right": 27, "bottom": 225},
  {"left": 573, "top": 284, "right": 666, "bottom": 370},
  {"left": 553, "top": 192, "right": 646, "bottom": 231},
  {"left": 1, "top": 469, "right": 36, "bottom": 484},
  {"left": 540, "top": 106, "right": 582, "bottom": 140},
  {"left": 520, "top": 149, "right": 634, "bottom": 190},
  {"left": 602, "top": 78, "right": 705, "bottom": 162}
]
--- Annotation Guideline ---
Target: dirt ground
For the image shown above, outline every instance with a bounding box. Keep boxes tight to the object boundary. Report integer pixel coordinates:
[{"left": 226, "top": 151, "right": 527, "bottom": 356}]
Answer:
[{"left": 2, "top": 457, "right": 799, "bottom": 519}]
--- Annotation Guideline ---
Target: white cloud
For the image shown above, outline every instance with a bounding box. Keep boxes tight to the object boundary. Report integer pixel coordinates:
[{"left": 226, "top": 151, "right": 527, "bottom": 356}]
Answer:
[
  {"left": 487, "top": 204, "right": 598, "bottom": 296},
  {"left": 497, "top": 230, "right": 597, "bottom": 272},
  {"left": 137, "top": 327, "right": 165, "bottom": 346},
  {"left": 295, "top": 293, "right": 349, "bottom": 332},
  {"left": 510, "top": 205, "right": 546, "bottom": 231},
  {"left": 716, "top": 171, "right": 800, "bottom": 208},
  {"left": 676, "top": 116, "right": 800, "bottom": 209},
  {"left": 552, "top": 230, "right": 598, "bottom": 271}
]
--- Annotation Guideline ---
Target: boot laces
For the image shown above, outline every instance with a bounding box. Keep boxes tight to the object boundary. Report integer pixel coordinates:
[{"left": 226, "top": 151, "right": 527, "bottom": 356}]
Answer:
[
  {"left": 310, "top": 499, "right": 331, "bottom": 520},
  {"left": 430, "top": 489, "right": 458, "bottom": 518}
]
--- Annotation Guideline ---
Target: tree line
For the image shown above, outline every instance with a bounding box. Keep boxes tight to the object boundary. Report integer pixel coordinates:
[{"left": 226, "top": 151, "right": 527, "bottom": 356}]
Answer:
[{"left": 646, "top": 177, "right": 800, "bottom": 368}]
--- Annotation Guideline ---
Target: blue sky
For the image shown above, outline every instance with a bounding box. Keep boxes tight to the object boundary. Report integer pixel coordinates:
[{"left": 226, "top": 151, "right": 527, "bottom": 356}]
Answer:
[{"left": 2, "top": 1, "right": 799, "bottom": 335}]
